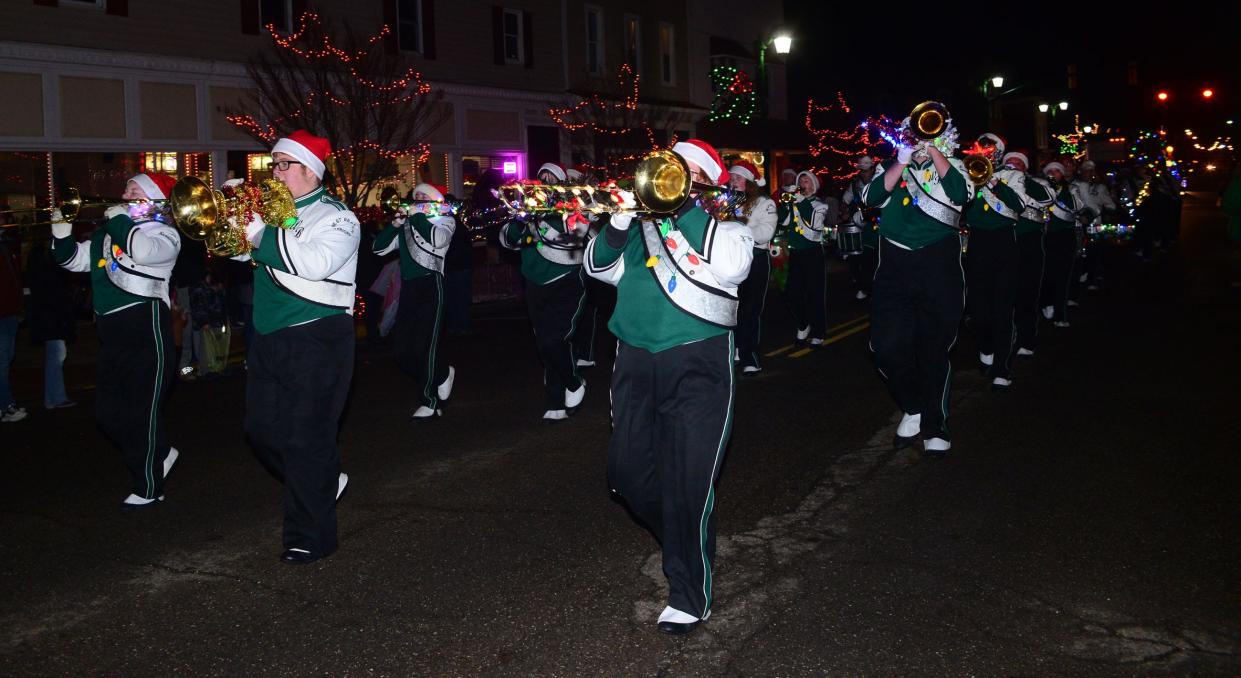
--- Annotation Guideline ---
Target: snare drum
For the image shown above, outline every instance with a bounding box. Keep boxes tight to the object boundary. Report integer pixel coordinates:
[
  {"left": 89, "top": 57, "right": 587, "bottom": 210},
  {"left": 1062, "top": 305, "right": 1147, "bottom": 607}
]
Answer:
[{"left": 836, "top": 224, "right": 864, "bottom": 257}]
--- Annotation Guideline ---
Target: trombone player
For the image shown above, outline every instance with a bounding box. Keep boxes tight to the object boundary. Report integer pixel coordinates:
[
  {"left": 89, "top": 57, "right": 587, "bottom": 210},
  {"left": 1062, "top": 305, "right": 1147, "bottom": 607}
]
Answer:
[
  {"left": 585, "top": 139, "right": 753, "bottom": 635},
  {"left": 50, "top": 172, "right": 182, "bottom": 508},
  {"left": 861, "top": 104, "right": 973, "bottom": 457}
]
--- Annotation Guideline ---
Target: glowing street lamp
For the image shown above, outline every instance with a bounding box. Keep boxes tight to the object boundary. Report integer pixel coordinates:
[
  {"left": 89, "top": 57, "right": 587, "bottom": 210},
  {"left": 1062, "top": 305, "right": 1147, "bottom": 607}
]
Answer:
[
  {"left": 1058, "top": 101, "right": 1069, "bottom": 111},
  {"left": 991, "top": 75, "right": 1005, "bottom": 88},
  {"left": 1038, "top": 103, "right": 1050, "bottom": 113}
]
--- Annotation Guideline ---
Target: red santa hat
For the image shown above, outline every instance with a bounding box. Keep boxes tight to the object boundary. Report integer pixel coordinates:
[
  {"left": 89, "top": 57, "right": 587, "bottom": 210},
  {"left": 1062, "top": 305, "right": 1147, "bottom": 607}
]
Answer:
[
  {"left": 412, "top": 183, "right": 444, "bottom": 201},
  {"left": 1002, "top": 151, "right": 1030, "bottom": 170},
  {"left": 978, "top": 132, "right": 1007, "bottom": 157},
  {"left": 129, "top": 173, "right": 177, "bottom": 201},
  {"left": 795, "top": 170, "right": 820, "bottom": 194},
  {"left": 855, "top": 156, "right": 875, "bottom": 170},
  {"left": 728, "top": 159, "right": 765, "bottom": 187},
  {"left": 271, "top": 130, "right": 331, "bottom": 179},
  {"left": 537, "top": 162, "right": 567, "bottom": 183},
  {"left": 1042, "top": 161, "right": 1066, "bottom": 177},
  {"left": 672, "top": 139, "right": 728, "bottom": 186}
]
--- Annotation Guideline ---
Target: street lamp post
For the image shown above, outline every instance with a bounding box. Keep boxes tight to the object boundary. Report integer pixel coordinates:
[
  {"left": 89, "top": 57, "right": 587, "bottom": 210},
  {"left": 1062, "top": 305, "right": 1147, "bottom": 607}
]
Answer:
[{"left": 757, "top": 29, "right": 791, "bottom": 184}]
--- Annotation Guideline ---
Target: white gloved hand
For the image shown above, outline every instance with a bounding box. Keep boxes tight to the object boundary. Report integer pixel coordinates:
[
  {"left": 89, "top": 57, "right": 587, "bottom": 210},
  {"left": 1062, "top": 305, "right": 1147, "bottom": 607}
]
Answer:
[
  {"left": 897, "top": 146, "right": 915, "bottom": 166},
  {"left": 794, "top": 192, "right": 806, "bottom": 203},
  {"left": 245, "top": 215, "right": 266, "bottom": 243},
  {"left": 50, "top": 209, "right": 72, "bottom": 239},
  {"left": 613, "top": 190, "right": 637, "bottom": 210},
  {"left": 609, "top": 213, "right": 635, "bottom": 231},
  {"left": 222, "top": 178, "right": 245, "bottom": 189},
  {"left": 104, "top": 204, "right": 130, "bottom": 221}
]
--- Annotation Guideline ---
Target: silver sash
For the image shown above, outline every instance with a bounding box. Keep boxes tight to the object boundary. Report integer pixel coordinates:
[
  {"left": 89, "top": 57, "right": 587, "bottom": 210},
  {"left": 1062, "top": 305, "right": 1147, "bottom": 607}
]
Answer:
[
  {"left": 639, "top": 221, "right": 738, "bottom": 328},
  {"left": 101, "top": 233, "right": 166, "bottom": 300},
  {"left": 980, "top": 185, "right": 1018, "bottom": 221},
  {"left": 903, "top": 167, "right": 962, "bottom": 229},
  {"left": 402, "top": 222, "right": 446, "bottom": 274}
]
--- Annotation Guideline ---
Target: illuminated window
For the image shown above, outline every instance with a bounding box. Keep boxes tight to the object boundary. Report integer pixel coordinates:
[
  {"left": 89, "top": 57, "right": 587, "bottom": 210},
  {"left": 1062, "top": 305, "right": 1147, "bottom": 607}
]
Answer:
[
  {"left": 247, "top": 153, "right": 273, "bottom": 182},
  {"left": 141, "top": 152, "right": 178, "bottom": 174},
  {"left": 624, "top": 14, "right": 642, "bottom": 74},
  {"left": 659, "top": 23, "right": 676, "bottom": 86}
]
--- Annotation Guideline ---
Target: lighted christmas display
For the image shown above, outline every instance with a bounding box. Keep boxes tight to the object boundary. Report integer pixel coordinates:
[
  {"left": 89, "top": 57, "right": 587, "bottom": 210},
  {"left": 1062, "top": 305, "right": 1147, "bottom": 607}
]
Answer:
[{"left": 707, "top": 66, "right": 758, "bottom": 125}]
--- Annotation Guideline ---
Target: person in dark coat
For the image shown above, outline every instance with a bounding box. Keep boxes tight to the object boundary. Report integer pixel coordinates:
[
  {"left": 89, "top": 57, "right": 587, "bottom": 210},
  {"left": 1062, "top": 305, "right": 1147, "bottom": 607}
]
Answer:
[{"left": 25, "top": 240, "right": 77, "bottom": 408}]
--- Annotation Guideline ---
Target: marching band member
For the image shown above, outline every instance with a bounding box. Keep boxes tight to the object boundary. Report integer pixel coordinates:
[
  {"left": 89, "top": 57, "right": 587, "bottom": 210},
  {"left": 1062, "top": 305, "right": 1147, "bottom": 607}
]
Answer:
[
  {"left": 841, "top": 155, "right": 881, "bottom": 300},
  {"left": 51, "top": 172, "right": 182, "bottom": 508},
  {"left": 374, "top": 183, "right": 457, "bottom": 419},
  {"left": 1076, "top": 160, "right": 1116, "bottom": 291},
  {"left": 777, "top": 171, "right": 829, "bottom": 345},
  {"left": 499, "top": 162, "right": 588, "bottom": 421},
  {"left": 861, "top": 115, "right": 973, "bottom": 456},
  {"left": 241, "top": 130, "right": 359, "bottom": 564},
  {"left": 585, "top": 139, "right": 753, "bottom": 635},
  {"left": 1039, "top": 162, "right": 1084, "bottom": 328},
  {"left": 729, "top": 159, "right": 778, "bottom": 374},
  {"left": 776, "top": 168, "right": 798, "bottom": 198},
  {"left": 1006, "top": 151, "right": 1054, "bottom": 357},
  {"left": 963, "top": 134, "right": 1026, "bottom": 390},
  {"left": 567, "top": 164, "right": 607, "bottom": 368}
]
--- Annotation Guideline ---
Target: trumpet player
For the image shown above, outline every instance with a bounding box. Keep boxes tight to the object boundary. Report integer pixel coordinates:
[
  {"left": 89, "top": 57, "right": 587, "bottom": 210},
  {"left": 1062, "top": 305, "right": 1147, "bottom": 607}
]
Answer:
[
  {"left": 861, "top": 115, "right": 972, "bottom": 457},
  {"left": 1007, "top": 152, "right": 1055, "bottom": 357},
  {"left": 239, "top": 130, "right": 360, "bottom": 565},
  {"left": 1039, "top": 162, "right": 1084, "bottom": 328},
  {"left": 499, "top": 162, "right": 588, "bottom": 421},
  {"left": 728, "top": 159, "right": 777, "bottom": 374},
  {"left": 777, "top": 171, "right": 830, "bottom": 345},
  {"left": 584, "top": 139, "right": 753, "bottom": 635},
  {"left": 963, "top": 134, "right": 1026, "bottom": 390},
  {"left": 50, "top": 172, "right": 182, "bottom": 509},
  {"left": 373, "top": 182, "right": 457, "bottom": 420}
]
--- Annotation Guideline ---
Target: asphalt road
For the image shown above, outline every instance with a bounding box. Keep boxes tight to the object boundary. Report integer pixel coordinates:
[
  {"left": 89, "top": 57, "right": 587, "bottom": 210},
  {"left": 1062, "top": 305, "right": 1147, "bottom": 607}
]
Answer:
[{"left": 2, "top": 193, "right": 1238, "bottom": 676}]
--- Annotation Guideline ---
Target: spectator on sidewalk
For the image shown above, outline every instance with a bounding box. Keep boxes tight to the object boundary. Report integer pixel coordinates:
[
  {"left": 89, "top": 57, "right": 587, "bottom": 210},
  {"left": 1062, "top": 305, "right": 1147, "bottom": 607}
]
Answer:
[
  {"left": 190, "top": 266, "right": 230, "bottom": 378},
  {"left": 172, "top": 237, "right": 207, "bottom": 378},
  {"left": 25, "top": 240, "right": 77, "bottom": 409},
  {"left": 0, "top": 216, "right": 26, "bottom": 422}
]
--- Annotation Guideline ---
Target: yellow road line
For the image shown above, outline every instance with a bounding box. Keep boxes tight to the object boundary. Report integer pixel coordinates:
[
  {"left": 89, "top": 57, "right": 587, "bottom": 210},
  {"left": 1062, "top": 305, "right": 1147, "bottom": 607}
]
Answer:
[
  {"left": 763, "top": 315, "right": 870, "bottom": 358},
  {"left": 789, "top": 321, "right": 871, "bottom": 358}
]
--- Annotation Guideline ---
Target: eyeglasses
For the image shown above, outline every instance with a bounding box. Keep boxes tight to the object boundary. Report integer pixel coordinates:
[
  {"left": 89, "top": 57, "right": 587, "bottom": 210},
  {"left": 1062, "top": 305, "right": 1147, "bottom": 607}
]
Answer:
[{"left": 272, "top": 160, "right": 303, "bottom": 171}]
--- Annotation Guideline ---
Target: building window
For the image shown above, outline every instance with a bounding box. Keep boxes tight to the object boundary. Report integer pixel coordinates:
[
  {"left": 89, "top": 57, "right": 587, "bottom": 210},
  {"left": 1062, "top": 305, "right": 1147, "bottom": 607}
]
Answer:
[
  {"left": 61, "top": 0, "right": 105, "bottom": 8},
  {"left": 624, "top": 14, "right": 641, "bottom": 73},
  {"left": 397, "top": 0, "right": 422, "bottom": 53},
  {"left": 659, "top": 22, "right": 675, "bottom": 86},
  {"left": 260, "top": 0, "right": 292, "bottom": 34},
  {"left": 585, "top": 6, "right": 604, "bottom": 75},
  {"left": 1067, "top": 64, "right": 1078, "bottom": 90},
  {"left": 141, "top": 152, "right": 179, "bottom": 175},
  {"left": 502, "top": 8, "right": 524, "bottom": 64}
]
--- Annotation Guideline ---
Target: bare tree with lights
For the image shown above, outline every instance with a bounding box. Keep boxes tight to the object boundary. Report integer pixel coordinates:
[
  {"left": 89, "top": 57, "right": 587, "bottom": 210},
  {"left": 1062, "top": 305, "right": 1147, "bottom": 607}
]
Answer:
[{"left": 227, "top": 11, "right": 450, "bottom": 207}]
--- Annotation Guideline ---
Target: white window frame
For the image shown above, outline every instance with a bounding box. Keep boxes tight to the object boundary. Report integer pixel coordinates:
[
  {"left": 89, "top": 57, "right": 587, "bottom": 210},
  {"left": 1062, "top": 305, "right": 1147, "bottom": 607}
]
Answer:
[
  {"left": 502, "top": 8, "right": 524, "bottom": 65},
  {"left": 659, "top": 22, "right": 676, "bottom": 86},
  {"left": 623, "top": 14, "right": 642, "bottom": 74},
  {"left": 396, "top": 0, "right": 423, "bottom": 53},
  {"left": 585, "top": 5, "right": 605, "bottom": 76},
  {"left": 259, "top": 0, "right": 294, "bottom": 35}
]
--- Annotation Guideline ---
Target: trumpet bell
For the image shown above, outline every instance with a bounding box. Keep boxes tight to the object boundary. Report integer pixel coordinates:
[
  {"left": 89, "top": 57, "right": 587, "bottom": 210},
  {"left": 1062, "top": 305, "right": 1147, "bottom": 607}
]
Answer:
[
  {"left": 910, "top": 100, "right": 949, "bottom": 140},
  {"left": 963, "top": 154, "right": 994, "bottom": 186},
  {"left": 634, "top": 149, "right": 690, "bottom": 214},
  {"left": 60, "top": 187, "right": 84, "bottom": 222},
  {"left": 169, "top": 176, "right": 222, "bottom": 241}
]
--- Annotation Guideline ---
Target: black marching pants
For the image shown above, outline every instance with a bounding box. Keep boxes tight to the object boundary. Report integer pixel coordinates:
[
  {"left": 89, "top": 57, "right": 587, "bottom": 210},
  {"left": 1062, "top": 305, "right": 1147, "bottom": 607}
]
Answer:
[
  {"left": 870, "top": 237, "right": 964, "bottom": 441},
  {"left": 1040, "top": 229, "right": 1077, "bottom": 323},
  {"left": 735, "top": 248, "right": 770, "bottom": 368},
  {"left": 785, "top": 247, "right": 827, "bottom": 338},
  {"left": 245, "top": 314, "right": 354, "bottom": 557},
  {"left": 1014, "top": 230, "right": 1045, "bottom": 351},
  {"left": 847, "top": 246, "right": 878, "bottom": 296},
  {"left": 526, "top": 272, "right": 585, "bottom": 409},
  {"left": 965, "top": 227, "right": 1018, "bottom": 380},
  {"left": 608, "top": 332, "right": 735, "bottom": 619},
  {"left": 96, "top": 300, "right": 175, "bottom": 500},
  {"left": 394, "top": 273, "right": 450, "bottom": 408}
]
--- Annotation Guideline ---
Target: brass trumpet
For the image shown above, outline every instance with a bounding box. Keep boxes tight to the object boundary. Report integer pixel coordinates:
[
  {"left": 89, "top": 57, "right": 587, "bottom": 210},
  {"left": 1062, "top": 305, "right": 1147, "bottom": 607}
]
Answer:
[
  {"left": 778, "top": 190, "right": 799, "bottom": 204},
  {"left": 963, "top": 154, "right": 994, "bottom": 186},
  {"left": 908, "top": 101, "right": 949, "bottom": 141}
]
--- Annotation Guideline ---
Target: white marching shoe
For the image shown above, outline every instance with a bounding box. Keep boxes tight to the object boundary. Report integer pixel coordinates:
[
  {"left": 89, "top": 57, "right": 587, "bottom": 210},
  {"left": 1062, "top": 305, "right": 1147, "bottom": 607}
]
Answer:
[
  {"left": 163, "top": 447, "right": 179, "bottom": 478},
  {"left": 436, "top": 366, "right": 456, "bottom": 401},
  {"left": 336, "top": 473, "right": 348, "bottom": 501},
  {"left": 565, "top": 380, "right": 586, "bottom": 410},
  {"left": 979, "top": 352, "right": 994, "bottom": 367},
  {"left": 1016, "top": 347, "right": 1035, "bottom": 357},
  {"left": 1042, "top": 306, "right": 1055, "bottom": 320},
  {"left": 897, "top": 412, "right": 921, "bottom": 438},
  {"left": 576, "top": 358, "right": 596, "bottom": 368},
  {"left": 855, "top": 290, "right": 868, "bottom": 300},
  {"left": 1067, "top": 299, "right": 1079, "bottom": 307},
  {"left": 742, "top": 365, "right": 762, "bottom": 374},
  {"left": 1054, "top": 321, "right": 1070, "bottom": 328},
  {"left": 924, "top": 438, "right": 951, "bottom": 456},
  {"left": 121, "top": 494, "right": 164, "bottom": 508},
  {"left": 796, "top": 326, "right": 810, "bottom": 341},
  {"left": 809, "top": 337, "right": 824, "bottom": 346},
  {"left": 411, "top": 405, "right": 442, "bottom": 420},
  {"left": 542, "top": 409, "right": 568, "bottom": 421}
]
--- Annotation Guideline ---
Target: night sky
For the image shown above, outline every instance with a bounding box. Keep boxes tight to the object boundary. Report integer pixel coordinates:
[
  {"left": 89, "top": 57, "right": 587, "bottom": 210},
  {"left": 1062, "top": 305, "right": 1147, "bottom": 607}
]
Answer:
[{"left": 782, "top": 1, "right": 1239, "bottom": 153}]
